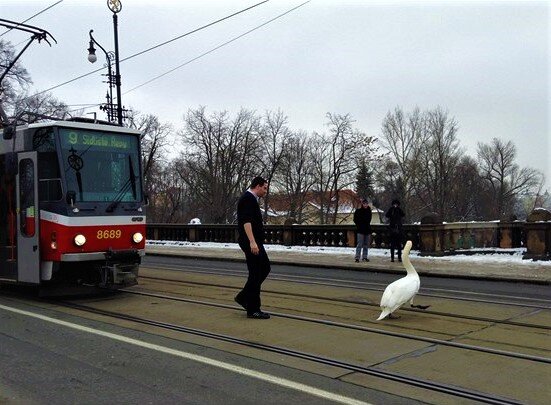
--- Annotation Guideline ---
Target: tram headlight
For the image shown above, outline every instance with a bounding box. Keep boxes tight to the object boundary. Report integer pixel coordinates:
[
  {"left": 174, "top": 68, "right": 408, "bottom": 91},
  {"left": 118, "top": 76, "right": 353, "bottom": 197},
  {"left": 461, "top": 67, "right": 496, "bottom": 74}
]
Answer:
[
  {"left": 74, "top": 234, "right": 86, "bottom": 247},
  {"left": 132, "top": 232, "right": 144, "bottom": 244},
  {"left": 50, "top": 232, "right": 57, "bottom": 250}
]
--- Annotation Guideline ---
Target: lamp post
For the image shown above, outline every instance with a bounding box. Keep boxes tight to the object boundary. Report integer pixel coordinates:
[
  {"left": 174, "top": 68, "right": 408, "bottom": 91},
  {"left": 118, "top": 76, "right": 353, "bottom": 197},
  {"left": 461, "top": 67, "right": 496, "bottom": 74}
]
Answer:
[
  {"left": 109, "top": 0, "right": 123, "bottom": 126},
  {"left": 87, "top": 0, "right": 124, "bottom": 126},
  {"left": 87, "top": 30, "right": 116, "bottom": 123}
]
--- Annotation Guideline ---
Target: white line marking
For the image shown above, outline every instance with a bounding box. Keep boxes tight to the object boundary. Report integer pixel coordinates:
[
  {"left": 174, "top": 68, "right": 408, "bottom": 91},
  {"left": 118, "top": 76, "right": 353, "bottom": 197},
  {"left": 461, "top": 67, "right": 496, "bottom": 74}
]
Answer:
[{"left": 0, "top": 303, "right": 370, "bottom": 405}]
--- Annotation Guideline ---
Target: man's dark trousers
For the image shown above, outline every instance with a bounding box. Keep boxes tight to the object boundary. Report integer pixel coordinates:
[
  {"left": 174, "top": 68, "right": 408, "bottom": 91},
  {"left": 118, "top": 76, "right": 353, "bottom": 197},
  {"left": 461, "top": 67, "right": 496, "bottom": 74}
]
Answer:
[
  {"left": 390, "top": 233, "right": 402, "bottom": 261},
  {"left": 236, "top": 243, "right": 271, "bottom": 315}
]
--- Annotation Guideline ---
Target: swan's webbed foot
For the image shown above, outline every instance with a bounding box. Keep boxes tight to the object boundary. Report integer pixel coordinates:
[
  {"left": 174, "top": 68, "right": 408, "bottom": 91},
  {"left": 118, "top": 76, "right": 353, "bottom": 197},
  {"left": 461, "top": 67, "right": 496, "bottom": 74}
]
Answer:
[
  {"left": 388, "top": 313, "right": 400, "bottom": 319},
  {"left": 410, "top": 304, "right": 431, "bottom": 310}
]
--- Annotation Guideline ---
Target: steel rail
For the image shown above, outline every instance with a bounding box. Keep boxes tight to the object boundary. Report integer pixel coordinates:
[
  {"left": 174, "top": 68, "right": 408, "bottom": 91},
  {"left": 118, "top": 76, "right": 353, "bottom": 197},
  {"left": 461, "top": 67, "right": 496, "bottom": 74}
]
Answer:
[
  {"left": 116, "top": 288, "right": 551, "bottom": 364},
  {"left": 138, "top": 274, "right": 551, "bottom": 330},
  {"left": 141, "top": 263, "right": 551, "bottom": 309},
  {"left": 55, "top": 300, "right": 524, "bottom": 405}
]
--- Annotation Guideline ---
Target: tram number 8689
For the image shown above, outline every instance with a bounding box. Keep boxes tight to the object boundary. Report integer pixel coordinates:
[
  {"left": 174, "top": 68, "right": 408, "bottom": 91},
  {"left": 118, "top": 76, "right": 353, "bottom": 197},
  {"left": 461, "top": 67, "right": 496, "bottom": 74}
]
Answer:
[{"left": 97, "top": 229, "right": 122, "bottom": 239}]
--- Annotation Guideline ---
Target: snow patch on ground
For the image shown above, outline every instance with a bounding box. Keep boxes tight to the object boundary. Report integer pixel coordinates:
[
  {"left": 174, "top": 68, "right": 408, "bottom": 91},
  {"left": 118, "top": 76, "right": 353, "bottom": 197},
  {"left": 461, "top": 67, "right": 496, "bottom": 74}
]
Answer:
[{"left": 146, "top": 240, "right": 551, "bottom": 267}]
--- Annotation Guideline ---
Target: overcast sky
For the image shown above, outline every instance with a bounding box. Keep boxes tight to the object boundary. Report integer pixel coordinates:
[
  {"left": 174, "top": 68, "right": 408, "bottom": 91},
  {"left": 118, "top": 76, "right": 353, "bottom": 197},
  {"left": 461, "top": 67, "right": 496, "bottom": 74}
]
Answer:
[{"left": 2, "top": 0, "right": 549, "bottom": 188}]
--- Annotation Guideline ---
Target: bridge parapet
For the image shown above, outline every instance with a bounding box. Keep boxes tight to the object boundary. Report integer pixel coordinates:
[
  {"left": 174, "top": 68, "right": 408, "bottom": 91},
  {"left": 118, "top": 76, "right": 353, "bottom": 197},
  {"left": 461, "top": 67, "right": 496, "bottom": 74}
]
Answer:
[
  {"left": 147, "top": 219, "right": 540, "bottom": 258},
  {"left": 523, "top": 208, "right": 551, "bottom": 261}
]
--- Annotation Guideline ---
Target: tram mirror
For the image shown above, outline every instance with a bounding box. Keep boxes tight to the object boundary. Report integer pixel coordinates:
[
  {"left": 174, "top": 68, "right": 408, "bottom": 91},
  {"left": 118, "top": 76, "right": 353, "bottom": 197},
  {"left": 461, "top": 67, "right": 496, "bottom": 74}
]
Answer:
[
  {"left": 66, "top": 190, "right": 76, "bottom": 206},
  {"left": 5, "top": 152, "right": 17, "bottom": 175}
]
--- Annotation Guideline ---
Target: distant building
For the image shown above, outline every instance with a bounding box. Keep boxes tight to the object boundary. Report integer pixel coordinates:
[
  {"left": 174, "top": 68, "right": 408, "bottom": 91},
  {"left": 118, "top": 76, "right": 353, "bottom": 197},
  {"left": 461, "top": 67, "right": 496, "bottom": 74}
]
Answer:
[{"left": 263, "top": 190, "right": 383, "bottom": 225}]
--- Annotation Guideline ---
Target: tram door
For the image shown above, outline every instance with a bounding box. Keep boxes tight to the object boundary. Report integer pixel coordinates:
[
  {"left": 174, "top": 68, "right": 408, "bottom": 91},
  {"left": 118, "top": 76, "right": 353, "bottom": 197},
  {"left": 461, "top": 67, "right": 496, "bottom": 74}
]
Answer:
[
  {"left": 0, "top": 153, "right": 17, "bottom": 281},
  {"left": 16, "top": 152, "right": 40, "bottom": 284}
]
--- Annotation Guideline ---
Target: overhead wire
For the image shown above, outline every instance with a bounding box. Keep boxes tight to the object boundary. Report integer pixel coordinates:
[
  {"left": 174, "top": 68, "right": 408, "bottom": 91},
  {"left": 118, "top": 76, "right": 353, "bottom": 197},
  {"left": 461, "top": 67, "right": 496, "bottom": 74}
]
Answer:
[
  {"left": 68, "top": 0, "right": 310, "bottom": 114},
  {"left": 124, "top": 0, "right": 311, "bottom": 95},
  {"left": 62, "top": 0, "right": 311, "bottom": 116},
  {"left": 29, "top": 0, "right": 270, "bottom": 99},
  {"left": 66, "top": 0, "right": 310, "bottom": 115},
  {"left": 122, "top": 0, "right": 270, "bottom": 62},
  {"left": 0, "top": 0, "right": 64, "bottom": 38}
]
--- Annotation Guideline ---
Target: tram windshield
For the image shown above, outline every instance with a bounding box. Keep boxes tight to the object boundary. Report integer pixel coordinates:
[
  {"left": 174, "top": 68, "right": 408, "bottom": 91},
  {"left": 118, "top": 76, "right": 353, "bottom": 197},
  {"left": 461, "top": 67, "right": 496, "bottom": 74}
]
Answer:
[{"left": 59, "top": 128, "right": 142, "bottom": 203}]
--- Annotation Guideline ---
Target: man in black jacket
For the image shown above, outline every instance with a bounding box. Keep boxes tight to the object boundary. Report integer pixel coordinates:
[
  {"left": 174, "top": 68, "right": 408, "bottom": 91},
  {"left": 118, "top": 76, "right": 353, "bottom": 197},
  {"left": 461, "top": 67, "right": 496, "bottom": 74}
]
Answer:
[
  {"left": 234, "top": 176, "right": 271, "bottom": 319},
  {"left": 353, "top": 198, "right": 372, "bottom": 262},
  {"left": 386, "top": 199, "right": 405, "bottom": 262}
]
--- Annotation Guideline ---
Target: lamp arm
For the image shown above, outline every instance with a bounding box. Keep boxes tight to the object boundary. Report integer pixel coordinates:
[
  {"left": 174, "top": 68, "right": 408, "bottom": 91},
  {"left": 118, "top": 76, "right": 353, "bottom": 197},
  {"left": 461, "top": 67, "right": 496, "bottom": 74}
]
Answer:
[{"left": 88, "top": 29, "right": 112, "bottom": 66}]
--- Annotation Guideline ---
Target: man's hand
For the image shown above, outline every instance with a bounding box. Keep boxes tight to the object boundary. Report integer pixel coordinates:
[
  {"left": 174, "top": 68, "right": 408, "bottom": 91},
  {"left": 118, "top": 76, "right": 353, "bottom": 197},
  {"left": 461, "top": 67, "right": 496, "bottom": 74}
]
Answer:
[
  {"left": 244, "top": 223, "right": 259, "bottom": 255},
  {"left": 250, "top": 241, "right": 259, "bottom": 255}
]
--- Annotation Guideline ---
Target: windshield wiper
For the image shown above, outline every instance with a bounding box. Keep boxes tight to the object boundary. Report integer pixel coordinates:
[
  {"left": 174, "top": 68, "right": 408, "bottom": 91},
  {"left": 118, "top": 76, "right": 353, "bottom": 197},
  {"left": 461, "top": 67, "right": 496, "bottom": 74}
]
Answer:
[
  {"left": 106, "top": 157, "right": 138, "bottom": 212},
  {"left": 129, "top": 155, "right": 136, "bottom": 200},
  {"left": 106, "top": 178, "right": 132, "bottom": 212},
  {"left": 67, "top": 148, "right": 84, "bottom": 201}
]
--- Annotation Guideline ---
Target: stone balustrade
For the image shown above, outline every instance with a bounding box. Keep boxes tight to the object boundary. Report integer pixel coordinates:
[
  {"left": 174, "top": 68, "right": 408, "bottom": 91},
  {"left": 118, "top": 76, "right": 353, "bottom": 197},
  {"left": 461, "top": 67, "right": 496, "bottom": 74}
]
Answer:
[{"left": 146, "top": 209, "right": 551, "bottom": 260}]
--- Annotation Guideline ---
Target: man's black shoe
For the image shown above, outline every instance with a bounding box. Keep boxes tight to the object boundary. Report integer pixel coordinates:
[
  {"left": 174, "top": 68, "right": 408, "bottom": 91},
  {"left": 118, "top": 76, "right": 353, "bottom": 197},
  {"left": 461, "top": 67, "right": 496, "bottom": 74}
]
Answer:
[
  {"left": 234, "top": 295, "right": 247, "bottom": 311},
  {"left": 247, "top": 311, "right": 270, "bottom": 319},
  {"left": 355, "top": 258, "right": 359, "bottom": 263},
  {"left": 362, "top": 258, "right": 370, "bottom": 262}
]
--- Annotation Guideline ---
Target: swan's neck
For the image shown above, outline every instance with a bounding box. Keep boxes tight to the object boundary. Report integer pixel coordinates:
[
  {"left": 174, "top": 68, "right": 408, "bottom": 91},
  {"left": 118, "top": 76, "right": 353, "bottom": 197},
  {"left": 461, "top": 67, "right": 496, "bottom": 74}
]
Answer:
[
  {"left": 402, "top": 246, "right": 417, "bottom": 275},
  {"left": 403, "top": 258, "right": 417, "bottom": 275}
]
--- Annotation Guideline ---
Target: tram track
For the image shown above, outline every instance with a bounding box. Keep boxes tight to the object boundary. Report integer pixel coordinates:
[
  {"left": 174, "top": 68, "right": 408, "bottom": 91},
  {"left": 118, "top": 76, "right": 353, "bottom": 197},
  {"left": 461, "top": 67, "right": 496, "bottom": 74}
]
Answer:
[
  {"left": 54, "top": 298, "right": 525, "bottom": 405},
  {"left": 117, "top": 287, "right": 551, "bottom": 364},
  {"left": 138, "top": 273, "right": 551, "bottom": 331},
  {"left": 141, "top": 264, "right": 551, "bottom": 309}
]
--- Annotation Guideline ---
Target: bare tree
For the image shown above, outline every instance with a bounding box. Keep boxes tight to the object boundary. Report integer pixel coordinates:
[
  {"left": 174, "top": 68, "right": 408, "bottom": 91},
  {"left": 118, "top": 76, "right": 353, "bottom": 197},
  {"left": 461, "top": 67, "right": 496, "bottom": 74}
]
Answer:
[
  {"left": 380, "top": 107, "right": 424, "bottom": 176},
  {"left": 179, "top": 107, "right": 263, "bottom": 223},
  {"left": 274, "top": 130, "right": 316, "bottom": 223},
  {"left": 477, "top": 138, "right": 544, "bottom": 218},
  {"left": 311, "top": 113, "right": 377, "bottom": 224},
  {"left": 1, "top": 40, "right": 69, "bottom": 123},
  {"left": 11, "top": 92, "right": 70, "bottom": 123},
  {"left": 258, "top": 109, "right": 291, "bottom": 221},
  {"left": 373, "top": 158, "right": 408, "bottom": 219},
  {"left": 0, "top": 40, "right": 31, "bottom": 112},
  {"left": 310, "top": 130, "right": 332, "bottom": 223},
  {"left": 145, "top": 159, "right": 192, "bottom": 223},
  {"left": 514, "top": 182, "right": 548, "bottom": 220},
  {"left": 380, "top": 106, "right": 464, "bottom": 220},
  {"left": 448, "top": 155, "right": 488, "bottom": 220},
  {"left": 126, "top": 111, "right": 173, "bottom": 189},
  {"left": 415, "top": 107, "right": 463, "bottom": 219},
  {"left": 379, "top": 106, "right": 426, "bottom": 217}
]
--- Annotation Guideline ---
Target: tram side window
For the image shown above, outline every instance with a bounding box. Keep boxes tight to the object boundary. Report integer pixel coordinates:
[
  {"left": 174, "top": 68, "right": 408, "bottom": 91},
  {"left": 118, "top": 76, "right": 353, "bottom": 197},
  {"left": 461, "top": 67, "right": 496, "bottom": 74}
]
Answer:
[
  {"left": 38, "top": 152, "right": 62, "bottom": 201},
  {"left": 33, "top": 129, "right": 62, "bottom": 202},
  {"left": 0, "top": 155, "right": 17, "bottom": 249},
  {"left": 39, "top": 178, "right": 62, "bottom": 202},
  {"left": 19, "top": 159, "right": 35, "bottom": 237}
]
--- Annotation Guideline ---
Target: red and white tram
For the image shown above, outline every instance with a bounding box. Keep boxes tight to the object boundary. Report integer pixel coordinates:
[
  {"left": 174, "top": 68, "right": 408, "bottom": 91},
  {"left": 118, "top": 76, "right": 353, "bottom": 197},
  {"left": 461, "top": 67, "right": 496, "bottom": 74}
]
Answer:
[{"left": 0, "top": 119, "right": 146, "bottom": 293}]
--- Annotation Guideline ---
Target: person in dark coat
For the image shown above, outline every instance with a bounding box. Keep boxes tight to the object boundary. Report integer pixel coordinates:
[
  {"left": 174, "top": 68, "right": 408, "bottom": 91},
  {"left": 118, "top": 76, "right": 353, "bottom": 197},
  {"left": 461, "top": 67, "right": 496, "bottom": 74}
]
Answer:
[
  {"left": 234, "top": 176, "right": 271, "bottom": 319},
  {"left": 353, "top": 198, "right": 372, "bottom": 262},
  {"left": 385, "top": 199, "right": 405, "bottom": 262}
]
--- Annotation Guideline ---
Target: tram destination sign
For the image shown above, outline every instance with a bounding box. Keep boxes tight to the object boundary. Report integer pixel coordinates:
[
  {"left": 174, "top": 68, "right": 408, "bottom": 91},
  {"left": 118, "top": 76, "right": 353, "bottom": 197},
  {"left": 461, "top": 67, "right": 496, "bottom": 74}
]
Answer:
[{"left": 61, "top": 130, "right": 132, "bottom": 150}]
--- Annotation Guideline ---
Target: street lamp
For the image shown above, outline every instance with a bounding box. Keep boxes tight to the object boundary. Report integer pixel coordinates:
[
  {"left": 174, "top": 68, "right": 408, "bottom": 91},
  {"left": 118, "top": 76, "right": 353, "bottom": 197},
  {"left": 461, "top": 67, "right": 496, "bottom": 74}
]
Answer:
[
  {"left": 87, "top": 30, "right": 116, "bottom": 123},
  {"left": 87, "top": 0, "right": 124, "bottom": 126}
]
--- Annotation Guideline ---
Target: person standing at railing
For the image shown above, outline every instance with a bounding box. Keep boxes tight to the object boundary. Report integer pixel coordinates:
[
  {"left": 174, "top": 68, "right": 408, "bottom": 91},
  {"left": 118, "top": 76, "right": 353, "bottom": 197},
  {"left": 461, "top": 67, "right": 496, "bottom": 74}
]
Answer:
[
  {"left": 234, "top": 176, "right": 271, "bottom": 319},
  {"left": 386, "top": 199, "right": 405, "bottom": 262},
  {"left": 354, "top": 198, "right": 372, "bottom": 262}
]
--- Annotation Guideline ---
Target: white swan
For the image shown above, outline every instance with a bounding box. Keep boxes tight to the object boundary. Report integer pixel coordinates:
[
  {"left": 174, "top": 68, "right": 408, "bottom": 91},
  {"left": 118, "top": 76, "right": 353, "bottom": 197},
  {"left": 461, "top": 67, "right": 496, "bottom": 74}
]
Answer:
[{"left": 377, "top": 240, "right": 427, "bottom": 320}]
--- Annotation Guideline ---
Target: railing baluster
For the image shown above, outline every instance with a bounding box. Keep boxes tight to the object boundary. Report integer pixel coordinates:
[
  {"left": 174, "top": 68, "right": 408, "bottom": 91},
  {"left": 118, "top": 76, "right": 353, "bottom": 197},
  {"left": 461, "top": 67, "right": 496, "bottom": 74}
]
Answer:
[{"left": 144, "top": 218, "right": 549, "bottom": 259}]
